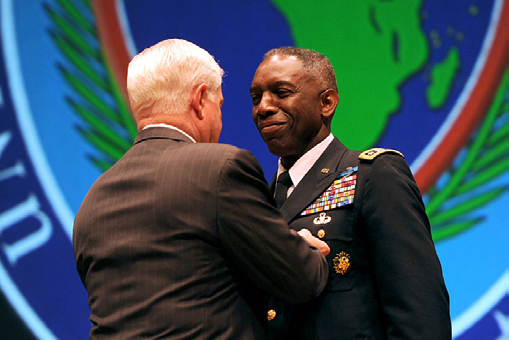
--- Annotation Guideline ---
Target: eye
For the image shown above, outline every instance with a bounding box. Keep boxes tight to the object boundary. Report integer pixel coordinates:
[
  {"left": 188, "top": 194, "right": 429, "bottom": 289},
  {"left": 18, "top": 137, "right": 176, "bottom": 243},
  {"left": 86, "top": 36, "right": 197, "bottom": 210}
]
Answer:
[
  {"left": 250, "top": 93, "right": 261, "bottom": 105},
  {"left": 275, "top": 88, "right": 292, "bottom": 98}
]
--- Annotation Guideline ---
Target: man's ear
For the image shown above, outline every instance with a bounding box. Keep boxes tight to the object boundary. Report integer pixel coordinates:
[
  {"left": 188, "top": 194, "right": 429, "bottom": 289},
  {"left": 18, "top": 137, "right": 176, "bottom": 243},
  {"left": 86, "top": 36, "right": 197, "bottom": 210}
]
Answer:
[
  {"left": 191, "top": 83, "right": 208, "bottom": 120},
  {"left": 320, "top": 89, "right": 339, "bottom": 120}
]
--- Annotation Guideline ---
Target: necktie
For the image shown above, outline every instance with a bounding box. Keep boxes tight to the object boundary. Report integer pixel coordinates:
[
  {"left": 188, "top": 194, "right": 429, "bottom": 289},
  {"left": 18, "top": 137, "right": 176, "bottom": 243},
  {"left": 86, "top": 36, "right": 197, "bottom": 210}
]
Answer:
[{"left": 274, "top": 171, "right": 292, "bottom": 208}]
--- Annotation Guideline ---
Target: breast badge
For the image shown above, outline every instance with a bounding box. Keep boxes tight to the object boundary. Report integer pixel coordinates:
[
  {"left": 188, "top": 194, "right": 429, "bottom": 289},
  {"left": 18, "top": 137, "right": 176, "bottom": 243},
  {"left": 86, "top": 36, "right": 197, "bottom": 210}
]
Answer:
[
  {"left": 313, "top": 212, "right": 331, "bottom": 225},
  {"left": 333, "top": 252, "right": 351, "bottom": 275}
]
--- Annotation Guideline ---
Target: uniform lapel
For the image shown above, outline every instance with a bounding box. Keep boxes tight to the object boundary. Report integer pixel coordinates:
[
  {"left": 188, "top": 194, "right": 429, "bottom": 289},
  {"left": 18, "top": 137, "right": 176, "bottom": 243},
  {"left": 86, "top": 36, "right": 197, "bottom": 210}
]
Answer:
[{"left": 280, "top": 138, "right": 349, "bottom": 223}]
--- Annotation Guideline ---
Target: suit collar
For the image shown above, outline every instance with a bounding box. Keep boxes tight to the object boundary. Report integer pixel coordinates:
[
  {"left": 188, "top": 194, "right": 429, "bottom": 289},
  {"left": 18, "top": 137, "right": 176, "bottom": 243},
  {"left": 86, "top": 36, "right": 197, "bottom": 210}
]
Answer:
[
  {"left": 279, "top": 137, "right": 349, "bottom": 222},
  {"left": 134, "top": 127, "right": 194, "bottom": 145}
]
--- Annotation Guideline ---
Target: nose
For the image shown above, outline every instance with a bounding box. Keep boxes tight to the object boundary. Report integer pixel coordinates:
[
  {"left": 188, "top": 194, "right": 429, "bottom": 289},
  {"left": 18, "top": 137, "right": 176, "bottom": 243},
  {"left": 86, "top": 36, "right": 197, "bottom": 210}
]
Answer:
[{"left": 256, "top": 93, "right": 277, "bottom": 117}]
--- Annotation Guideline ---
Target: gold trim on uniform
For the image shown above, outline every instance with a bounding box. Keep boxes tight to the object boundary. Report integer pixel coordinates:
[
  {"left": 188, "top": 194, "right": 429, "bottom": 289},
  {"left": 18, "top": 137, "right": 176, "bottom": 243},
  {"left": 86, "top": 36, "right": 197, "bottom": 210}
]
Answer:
[
  {"left": 333, "top": 252, "right": 351, "bottom": 275},
  {"left": 267, "top": 309, "right": 276, "bottom": 321},
  {"left": 358, "top": 148, "right": 404, "bottom": 161}
]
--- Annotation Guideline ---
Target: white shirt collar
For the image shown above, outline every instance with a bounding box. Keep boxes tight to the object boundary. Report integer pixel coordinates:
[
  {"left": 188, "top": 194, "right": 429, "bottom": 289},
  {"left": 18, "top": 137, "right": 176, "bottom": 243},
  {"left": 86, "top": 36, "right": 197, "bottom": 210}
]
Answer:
[
  {"left": 277, "top": 133, "right": 334, "bottom": 196},
  {"left": 143, "top": 123, "right": 197, "bottom": 143}
]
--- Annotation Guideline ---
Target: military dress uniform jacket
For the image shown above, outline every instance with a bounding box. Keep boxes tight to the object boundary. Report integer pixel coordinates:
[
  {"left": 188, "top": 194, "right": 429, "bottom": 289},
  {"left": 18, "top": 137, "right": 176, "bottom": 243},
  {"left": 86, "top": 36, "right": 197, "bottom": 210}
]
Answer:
[
  {"left": 73, "top": 127, "right": 328, "bottom": 339},
  {"left": 267, "top": 137, "right": 451, "bottom": 339}
]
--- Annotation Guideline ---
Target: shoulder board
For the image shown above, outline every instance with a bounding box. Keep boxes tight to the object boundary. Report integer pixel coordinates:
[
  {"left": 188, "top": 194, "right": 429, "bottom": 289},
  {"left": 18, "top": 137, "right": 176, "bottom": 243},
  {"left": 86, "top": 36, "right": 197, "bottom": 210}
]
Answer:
[{"left": 358, "top": 148, "right": 404, "bottom": 161}]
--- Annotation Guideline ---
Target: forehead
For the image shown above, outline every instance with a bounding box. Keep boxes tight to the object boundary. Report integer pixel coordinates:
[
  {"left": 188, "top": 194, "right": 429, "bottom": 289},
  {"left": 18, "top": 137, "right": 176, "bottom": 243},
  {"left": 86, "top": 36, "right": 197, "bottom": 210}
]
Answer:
[{"left": 251, "top": 55, "right": 312, "bottom": 88}]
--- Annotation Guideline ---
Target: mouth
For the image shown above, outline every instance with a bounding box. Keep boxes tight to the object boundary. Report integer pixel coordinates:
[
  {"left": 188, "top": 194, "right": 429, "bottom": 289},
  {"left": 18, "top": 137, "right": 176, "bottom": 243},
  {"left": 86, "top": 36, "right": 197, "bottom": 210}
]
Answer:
[
  {"left": 258, "top": 121, "right": 286, "bottom": 135},
  {"left": 261, "top": 124, "right": 284, "bottom": 136}
]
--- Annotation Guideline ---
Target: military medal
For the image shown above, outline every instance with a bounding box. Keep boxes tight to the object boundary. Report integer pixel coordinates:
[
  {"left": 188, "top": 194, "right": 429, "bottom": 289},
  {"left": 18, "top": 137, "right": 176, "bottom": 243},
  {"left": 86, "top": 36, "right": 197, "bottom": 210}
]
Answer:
[{"left": 301, "top": 166, "right": 357, "bottom": 216}]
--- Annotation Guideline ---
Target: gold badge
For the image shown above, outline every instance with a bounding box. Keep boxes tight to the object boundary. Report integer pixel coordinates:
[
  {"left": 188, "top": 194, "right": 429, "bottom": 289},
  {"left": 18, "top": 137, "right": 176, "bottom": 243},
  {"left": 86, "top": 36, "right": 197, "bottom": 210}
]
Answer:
[
  {"left": 317, "top": 229, "right": 325, "bottom": 238},
  {"left": 267, "top": 309, "right": 276, "bottom": 321},
  {"left": 333, "top": 252, "right": 351, "bottom": 275},
  {"left": 321, "top": 168, "right": 330, "bottom": 173}
]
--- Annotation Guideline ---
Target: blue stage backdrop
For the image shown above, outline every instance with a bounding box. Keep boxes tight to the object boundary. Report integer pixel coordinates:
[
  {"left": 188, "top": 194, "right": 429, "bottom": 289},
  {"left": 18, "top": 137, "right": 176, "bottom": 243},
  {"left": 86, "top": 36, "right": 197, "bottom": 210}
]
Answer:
[{"left": 0, "top": 0, "right": 507, "bottom": 339}]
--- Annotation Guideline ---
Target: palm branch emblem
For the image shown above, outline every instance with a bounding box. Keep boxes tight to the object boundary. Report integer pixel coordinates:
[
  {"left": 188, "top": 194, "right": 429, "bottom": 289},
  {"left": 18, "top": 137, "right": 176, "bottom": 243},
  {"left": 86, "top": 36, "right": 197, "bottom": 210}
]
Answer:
[
  {"left": 426, "top": 71, "right": 508, "bottom": 242},
  {"left": 44, "top": 0, "right": 137, "bottom": 172}
]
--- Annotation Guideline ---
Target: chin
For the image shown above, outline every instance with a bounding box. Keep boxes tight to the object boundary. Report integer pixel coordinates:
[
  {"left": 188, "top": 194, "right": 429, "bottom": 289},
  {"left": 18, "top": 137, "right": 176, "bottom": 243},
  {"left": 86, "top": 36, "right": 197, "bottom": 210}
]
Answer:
[{"left": 266, "top": 143, "right": 286, "bottom": 157}]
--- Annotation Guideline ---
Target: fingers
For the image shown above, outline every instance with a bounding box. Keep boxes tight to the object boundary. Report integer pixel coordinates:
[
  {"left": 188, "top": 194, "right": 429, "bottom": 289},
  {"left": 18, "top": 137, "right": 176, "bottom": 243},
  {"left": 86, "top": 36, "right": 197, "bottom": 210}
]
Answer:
[
  {"left": 297, "top": 228, "right": 312, "bottom": 238},
  {"left": 297, "top": 229, "right": 330, "bottom": 256}
]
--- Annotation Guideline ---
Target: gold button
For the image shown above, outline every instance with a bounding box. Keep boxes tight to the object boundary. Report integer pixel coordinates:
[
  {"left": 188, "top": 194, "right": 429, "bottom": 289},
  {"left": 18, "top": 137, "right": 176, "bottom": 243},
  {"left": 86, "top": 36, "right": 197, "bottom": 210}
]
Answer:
[
  {"left": 267, "top": 309, "right": 276, "bottom": 321},
  {"left": 317, "top": 229, "right": 325, "bottom": 238}
]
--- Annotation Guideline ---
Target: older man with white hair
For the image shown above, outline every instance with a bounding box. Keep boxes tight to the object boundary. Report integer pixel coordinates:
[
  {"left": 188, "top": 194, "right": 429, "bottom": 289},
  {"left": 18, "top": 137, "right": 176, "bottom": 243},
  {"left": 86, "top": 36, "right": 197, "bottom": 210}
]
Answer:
[{"left": 73, "top": 39, "right": 329, "bottom": 339}]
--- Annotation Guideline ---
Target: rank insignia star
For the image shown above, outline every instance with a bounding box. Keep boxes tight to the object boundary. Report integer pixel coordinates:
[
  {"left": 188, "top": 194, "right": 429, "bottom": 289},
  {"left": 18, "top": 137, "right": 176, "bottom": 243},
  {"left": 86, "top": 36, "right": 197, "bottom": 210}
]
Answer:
[
  {"left": 333, "top": 252, "right": 351, "bottom": 275},
  {"left": 358, "top": 148, "right": 404, "bottom": 161}
]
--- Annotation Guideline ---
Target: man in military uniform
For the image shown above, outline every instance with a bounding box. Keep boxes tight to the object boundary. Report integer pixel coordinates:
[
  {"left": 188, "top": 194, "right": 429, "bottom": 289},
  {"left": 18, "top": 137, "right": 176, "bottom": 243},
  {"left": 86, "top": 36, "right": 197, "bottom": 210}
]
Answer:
[{"left": 249, "top": 47, "right": 451, "bottom": 339}]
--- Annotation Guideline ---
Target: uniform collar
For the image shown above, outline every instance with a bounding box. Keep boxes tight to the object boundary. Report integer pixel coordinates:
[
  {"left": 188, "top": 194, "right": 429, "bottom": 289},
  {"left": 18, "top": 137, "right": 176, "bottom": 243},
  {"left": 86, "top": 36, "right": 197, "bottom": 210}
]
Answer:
[{"left": 277, "top": 133, "right": 334, "bottom": 195}]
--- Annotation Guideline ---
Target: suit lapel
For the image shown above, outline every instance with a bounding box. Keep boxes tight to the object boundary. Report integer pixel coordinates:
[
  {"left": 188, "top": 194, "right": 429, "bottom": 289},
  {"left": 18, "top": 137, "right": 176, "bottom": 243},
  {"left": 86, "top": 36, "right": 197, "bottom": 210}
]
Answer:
[{"left": 280, "top": 138, "right": 349, "bottom": 223}]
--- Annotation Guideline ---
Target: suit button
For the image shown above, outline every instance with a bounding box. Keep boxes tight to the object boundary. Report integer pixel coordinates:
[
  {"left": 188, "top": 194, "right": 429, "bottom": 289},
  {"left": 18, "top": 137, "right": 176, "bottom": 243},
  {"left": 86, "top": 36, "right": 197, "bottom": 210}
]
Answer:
[
  {"left": 317, "top": 229, "right": 325, "bottom": 238},
  {"left": 267, "top": 309, "right": 276, "bottom": 321}
]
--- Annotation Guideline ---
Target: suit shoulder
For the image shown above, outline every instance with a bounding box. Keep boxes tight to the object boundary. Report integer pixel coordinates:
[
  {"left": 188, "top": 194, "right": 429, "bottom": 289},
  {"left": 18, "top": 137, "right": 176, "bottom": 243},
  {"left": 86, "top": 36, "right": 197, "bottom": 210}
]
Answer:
[
  {"left": 358, "top": 148, "right": 404, "bottom": 162},
  {"left": 190, "top": 143, "right": 258, "bottom": 165},
  {"left": 187, "top": 142, "right": 241, "bottom": 156}
]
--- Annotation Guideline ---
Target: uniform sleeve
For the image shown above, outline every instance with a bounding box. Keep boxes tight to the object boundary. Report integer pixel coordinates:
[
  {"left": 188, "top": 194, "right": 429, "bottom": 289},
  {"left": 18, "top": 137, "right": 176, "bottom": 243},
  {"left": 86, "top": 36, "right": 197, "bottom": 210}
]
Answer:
[
  {"left": 216, "top": 149, "right": 329, "bottom": 304},
  {"left": 360, "top": 154, "right": 451, "bottom": 339}
]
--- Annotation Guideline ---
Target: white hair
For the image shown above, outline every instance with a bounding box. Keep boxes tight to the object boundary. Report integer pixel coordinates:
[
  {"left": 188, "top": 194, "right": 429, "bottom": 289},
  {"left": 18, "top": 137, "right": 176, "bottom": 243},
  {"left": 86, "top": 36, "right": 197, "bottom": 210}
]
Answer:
[{"left": 127, "top": 39, "right": 224, "bottom": 120}]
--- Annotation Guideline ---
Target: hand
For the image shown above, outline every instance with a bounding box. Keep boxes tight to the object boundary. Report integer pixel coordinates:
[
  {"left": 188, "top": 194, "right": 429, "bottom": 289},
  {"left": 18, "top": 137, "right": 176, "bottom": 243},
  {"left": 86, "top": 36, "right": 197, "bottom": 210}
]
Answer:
[{"left": 297, "top": 229, "right": 330, "bottom": 256}]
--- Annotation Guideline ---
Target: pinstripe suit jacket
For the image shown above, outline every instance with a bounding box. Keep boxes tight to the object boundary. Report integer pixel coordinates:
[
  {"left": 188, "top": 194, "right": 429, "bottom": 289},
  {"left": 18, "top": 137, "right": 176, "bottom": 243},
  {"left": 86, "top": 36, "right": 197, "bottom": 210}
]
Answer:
[{"left": 73, "top": 127, "right": 328, "bottom": 339}]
